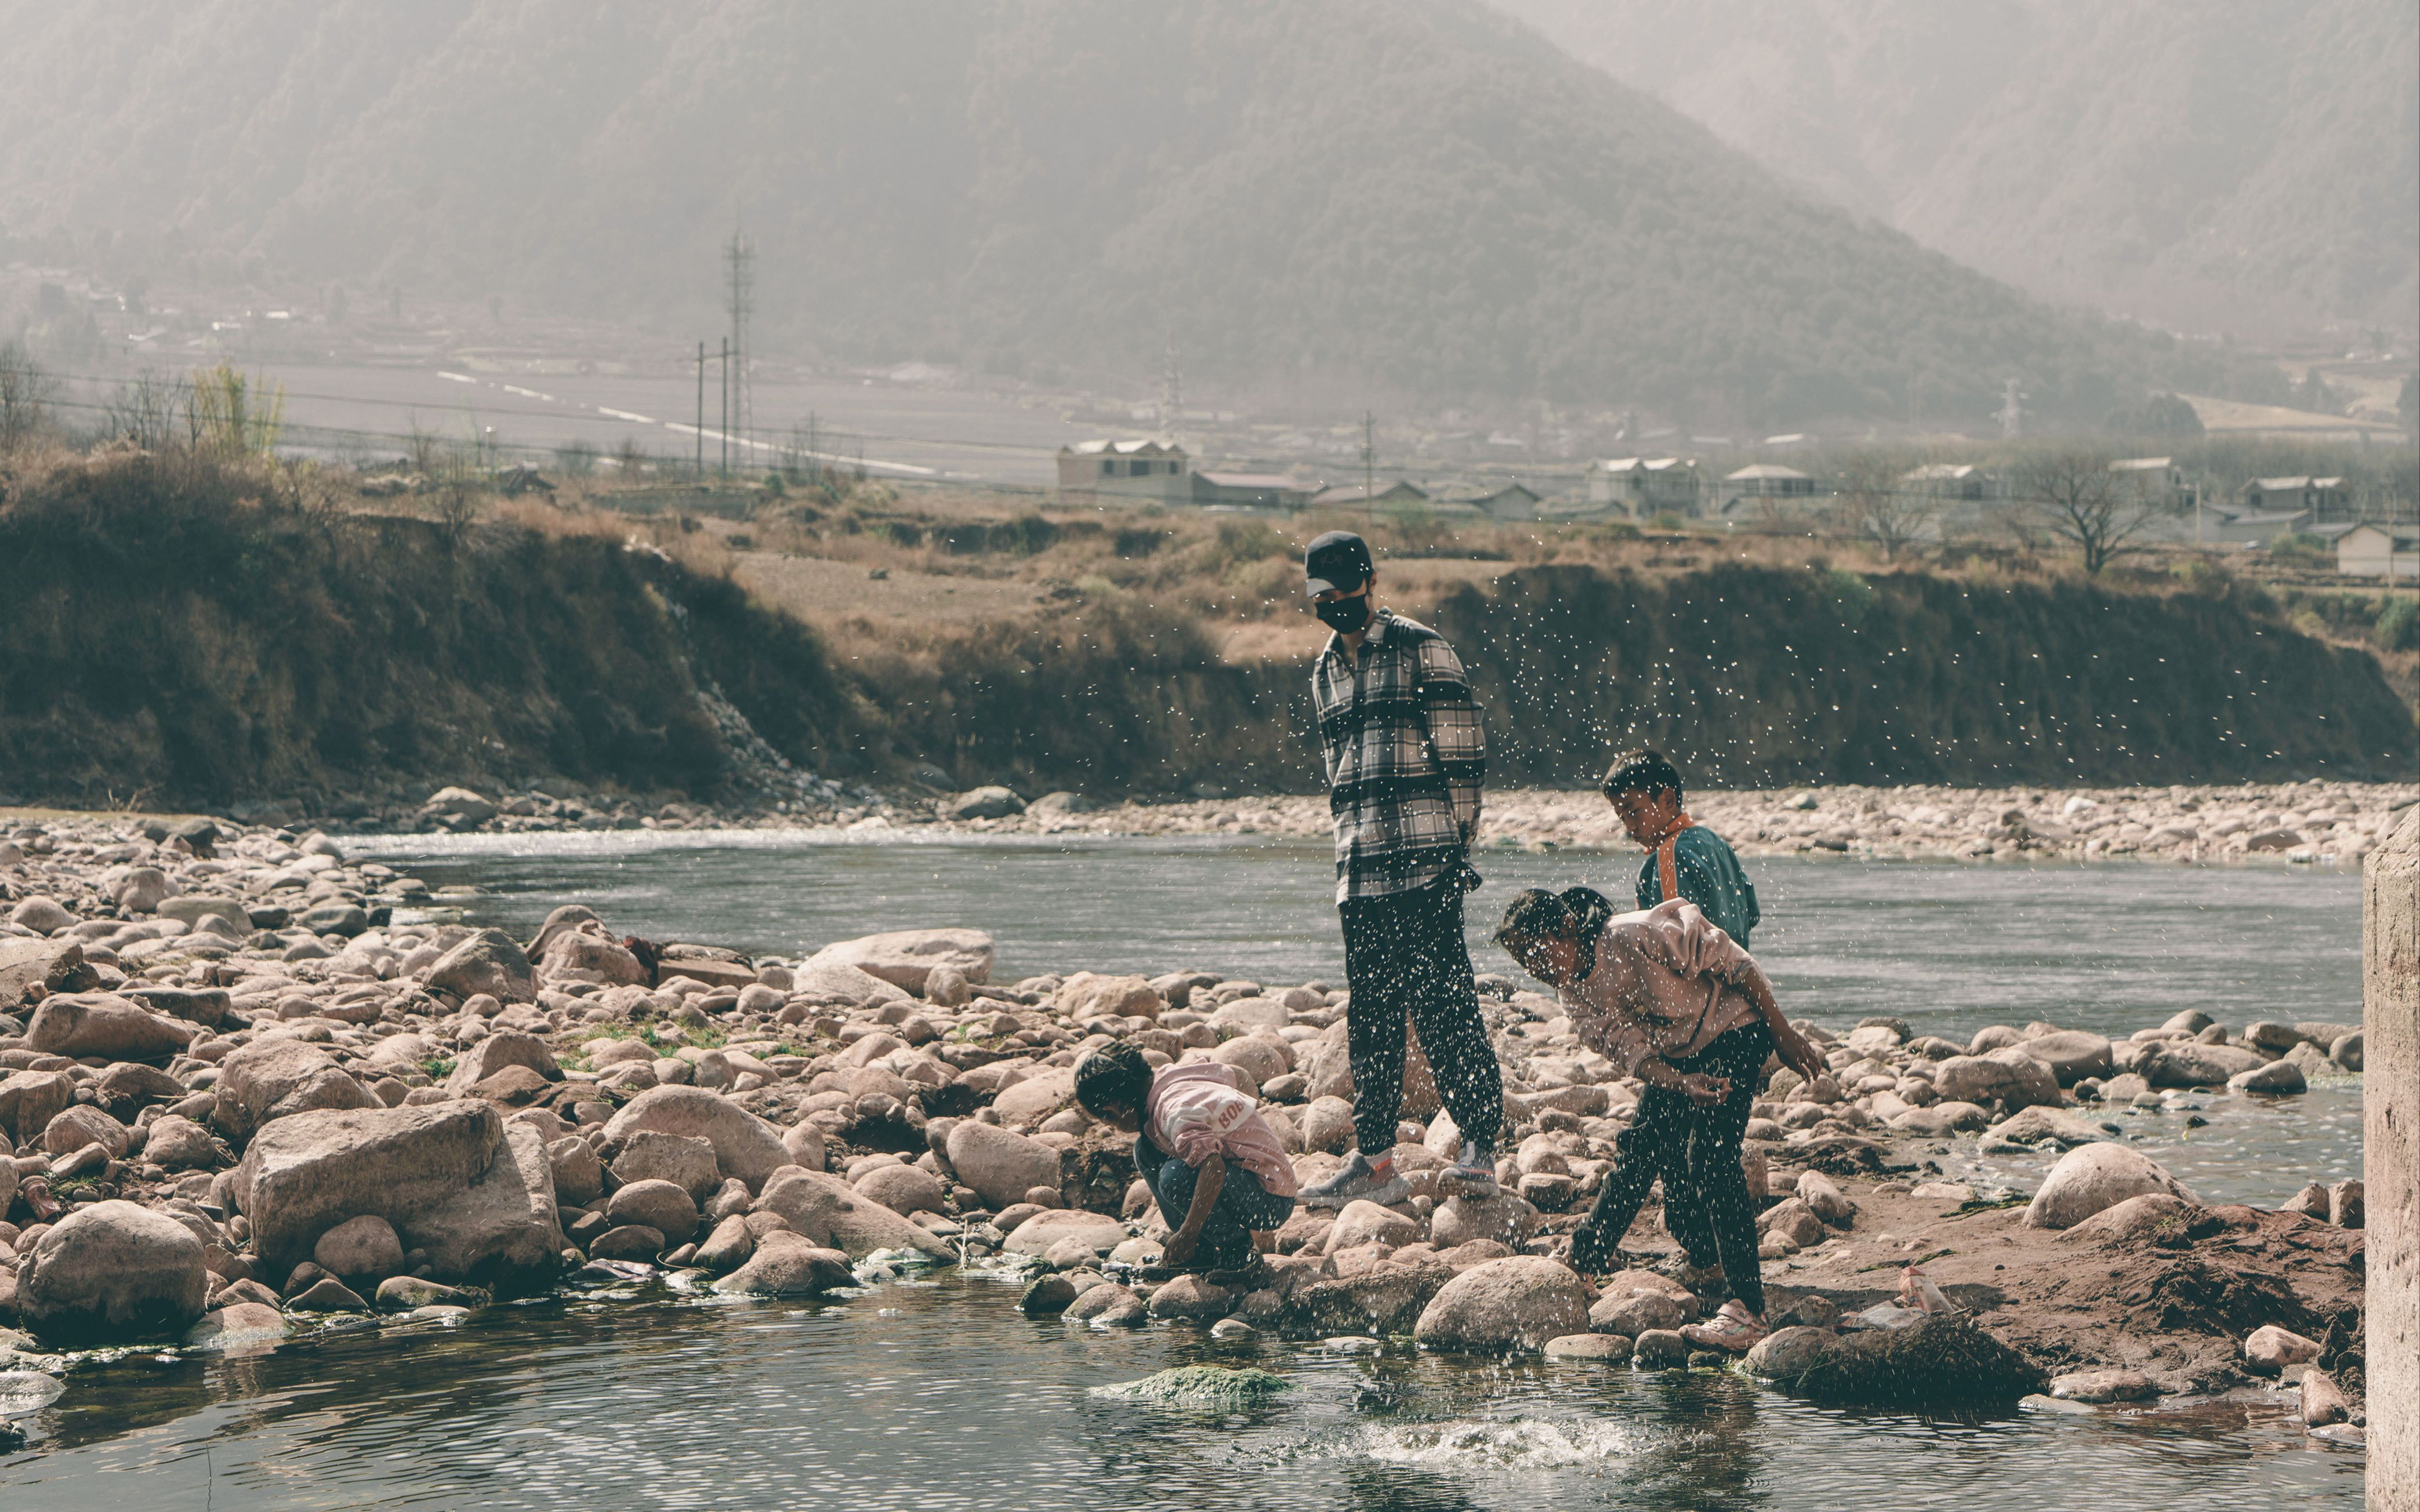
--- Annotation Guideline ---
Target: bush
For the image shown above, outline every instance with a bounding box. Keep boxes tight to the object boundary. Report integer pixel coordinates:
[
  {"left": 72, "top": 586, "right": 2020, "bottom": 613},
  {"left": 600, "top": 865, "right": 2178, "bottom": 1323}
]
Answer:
[{"left": 2379, "top": 594, "right": 2419, "bottom": 652}]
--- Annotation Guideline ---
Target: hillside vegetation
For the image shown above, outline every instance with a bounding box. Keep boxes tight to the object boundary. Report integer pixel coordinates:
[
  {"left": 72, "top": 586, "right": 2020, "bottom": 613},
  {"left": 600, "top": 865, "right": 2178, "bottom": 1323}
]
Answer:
[
  {"left": 0, "top": 0, "right": 2285, "bottom": 427},
  {"left": 0, "top": 451, "right": 2408, "bottom": 814},
  {"left": 1497, "top": 0, "right": 2420, "bottom": 339}
]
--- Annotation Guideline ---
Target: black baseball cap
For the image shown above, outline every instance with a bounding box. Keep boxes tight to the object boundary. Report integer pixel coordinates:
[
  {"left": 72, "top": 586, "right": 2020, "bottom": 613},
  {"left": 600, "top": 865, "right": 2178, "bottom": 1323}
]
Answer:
[{"left": 1304, "top": 530, "right": 1374, "bottom": 597}]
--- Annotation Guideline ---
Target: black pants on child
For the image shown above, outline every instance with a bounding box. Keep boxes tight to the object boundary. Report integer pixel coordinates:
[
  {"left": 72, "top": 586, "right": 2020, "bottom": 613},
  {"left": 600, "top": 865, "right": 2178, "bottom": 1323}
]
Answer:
[
  {"left": 1569, "top": 1022, "right": 1770, "bottom": 1315},
  {"left": 1337, "top": 877, "right": 1505, "bottom": 1158},
  {"left": 1134, "top": 1133, "right": 1294, "bottom": 1270}
]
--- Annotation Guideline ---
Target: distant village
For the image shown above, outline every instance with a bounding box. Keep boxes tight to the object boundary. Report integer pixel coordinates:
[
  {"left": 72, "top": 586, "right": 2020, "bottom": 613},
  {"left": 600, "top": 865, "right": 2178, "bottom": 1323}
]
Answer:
[{"left": 1056, "top": 439, "right": 2419, "bottom": 580}]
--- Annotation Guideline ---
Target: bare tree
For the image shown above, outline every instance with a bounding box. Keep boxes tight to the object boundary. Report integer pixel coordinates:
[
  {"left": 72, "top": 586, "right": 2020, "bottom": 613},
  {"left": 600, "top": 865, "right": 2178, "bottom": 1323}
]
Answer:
[
  {"left": 1834, "top": 452, "right": 1935, "bottom": 560},
  {"left": 0, "top": 340, "right": 51, "bottom": 452},
  {"left": 2012, "top": 448, "right": 2169, "bottom": 574},
  {"left": 106, "top": 370, "right": 193, "bottom": 450}
]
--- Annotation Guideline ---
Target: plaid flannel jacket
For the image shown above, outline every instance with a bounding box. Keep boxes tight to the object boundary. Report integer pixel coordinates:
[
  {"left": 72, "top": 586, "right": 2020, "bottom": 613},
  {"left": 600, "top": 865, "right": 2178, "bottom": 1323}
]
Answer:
[{"left": 1312, "top": 609, "right": 1487, "bottom": 902}]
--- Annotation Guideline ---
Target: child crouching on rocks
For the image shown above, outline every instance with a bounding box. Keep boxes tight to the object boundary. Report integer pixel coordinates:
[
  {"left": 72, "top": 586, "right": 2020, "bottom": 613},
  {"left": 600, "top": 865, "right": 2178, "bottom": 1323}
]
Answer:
[
  {"left": 1073, "top": 1042, "right": 1299, "bottom": 1281},
  {"left": 1495, "top": 887, "right": 1827, "bottom": 1353}
]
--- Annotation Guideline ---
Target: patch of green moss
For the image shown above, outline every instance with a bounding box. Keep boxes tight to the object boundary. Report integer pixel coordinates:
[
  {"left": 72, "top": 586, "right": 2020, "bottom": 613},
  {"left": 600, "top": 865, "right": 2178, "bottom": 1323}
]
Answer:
[{"left": 1090, "top": 1366, "right": 1293, "bottom": 1408}]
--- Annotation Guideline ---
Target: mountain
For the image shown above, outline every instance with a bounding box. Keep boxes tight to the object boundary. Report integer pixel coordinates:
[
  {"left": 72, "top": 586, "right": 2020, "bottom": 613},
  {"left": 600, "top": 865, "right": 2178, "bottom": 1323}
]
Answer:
[
  {"left": 1492, "top": 0, "right": 2420, "bottom": 339},
  {"left": 0, "top": 0, "right": 2286, "bottom": 427}
]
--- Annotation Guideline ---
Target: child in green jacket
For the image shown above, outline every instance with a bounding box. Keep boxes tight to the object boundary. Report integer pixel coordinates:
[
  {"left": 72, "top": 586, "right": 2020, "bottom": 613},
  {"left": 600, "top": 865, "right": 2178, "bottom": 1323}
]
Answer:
[{"left": 1602, "top": 749, "right": 1759, "bottom": 948}]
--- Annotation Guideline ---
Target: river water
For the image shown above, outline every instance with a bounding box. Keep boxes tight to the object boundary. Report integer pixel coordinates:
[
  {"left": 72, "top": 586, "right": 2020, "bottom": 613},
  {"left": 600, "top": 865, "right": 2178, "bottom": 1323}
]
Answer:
[{"left": 2, "top": 836, "right": 2370, "bottom": 1509}]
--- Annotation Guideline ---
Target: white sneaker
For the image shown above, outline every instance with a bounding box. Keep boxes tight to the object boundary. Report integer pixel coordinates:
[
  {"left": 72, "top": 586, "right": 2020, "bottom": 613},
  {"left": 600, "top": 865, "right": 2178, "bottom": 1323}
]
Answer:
[
  {"left": 1300, "top": 1153, "right": 1411, "bottom": 1210},
  {"left": 1440, "top": 1140, "right": 1499, "bottom": 1196},
  {"left": 1681, "top": 1298, "right": 1769, "bottom": 1354}
]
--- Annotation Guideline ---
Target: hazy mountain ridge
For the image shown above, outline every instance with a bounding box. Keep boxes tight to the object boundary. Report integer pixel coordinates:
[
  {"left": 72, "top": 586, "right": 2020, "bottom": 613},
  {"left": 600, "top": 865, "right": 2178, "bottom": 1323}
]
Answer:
[
  {"left": 0, "top": 0, "right": 2286, "bottom": 425},
  {"left": 1494, "top": 0, "right": 2420, "bottom": 337}
]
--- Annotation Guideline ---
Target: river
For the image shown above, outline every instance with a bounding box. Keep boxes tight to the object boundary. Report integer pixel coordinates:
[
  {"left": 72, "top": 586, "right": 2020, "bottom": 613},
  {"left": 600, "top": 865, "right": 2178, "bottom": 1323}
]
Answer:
[{"left": 1, "top": 837, "right": 2369, "bottom": 1509}]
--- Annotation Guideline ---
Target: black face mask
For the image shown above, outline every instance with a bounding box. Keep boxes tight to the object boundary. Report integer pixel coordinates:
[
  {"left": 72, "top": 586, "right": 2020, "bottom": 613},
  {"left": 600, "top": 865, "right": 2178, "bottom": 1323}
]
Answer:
[{"left": 1316, "top": 594, "right": 1372, "bottom": 634}]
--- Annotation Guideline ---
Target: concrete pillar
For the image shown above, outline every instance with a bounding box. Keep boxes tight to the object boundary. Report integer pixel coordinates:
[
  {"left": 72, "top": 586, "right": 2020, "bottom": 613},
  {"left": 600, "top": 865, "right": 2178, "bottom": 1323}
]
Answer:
[{"left": 2368, "top": 805, "right": 2419, "bottom": 1512}]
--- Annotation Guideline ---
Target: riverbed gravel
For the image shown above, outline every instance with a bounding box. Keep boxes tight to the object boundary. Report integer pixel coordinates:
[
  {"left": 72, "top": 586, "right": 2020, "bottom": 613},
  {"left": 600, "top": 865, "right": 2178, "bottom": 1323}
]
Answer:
[{"left": 0, "top": 805, "right": 2392, "bottom": 1433}]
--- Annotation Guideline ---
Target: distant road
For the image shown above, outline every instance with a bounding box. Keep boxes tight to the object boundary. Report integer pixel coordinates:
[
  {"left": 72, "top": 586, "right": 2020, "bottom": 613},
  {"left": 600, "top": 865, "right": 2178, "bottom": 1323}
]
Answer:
[{"left": 81, "top": 359, "right": 1092, "bottom": 488}]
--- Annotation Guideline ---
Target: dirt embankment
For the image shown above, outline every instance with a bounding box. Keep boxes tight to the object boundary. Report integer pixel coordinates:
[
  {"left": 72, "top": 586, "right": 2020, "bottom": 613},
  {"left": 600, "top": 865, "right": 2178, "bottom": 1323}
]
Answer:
[{"left": 2, "top": 452, "right": 2411, "bottom": 817}]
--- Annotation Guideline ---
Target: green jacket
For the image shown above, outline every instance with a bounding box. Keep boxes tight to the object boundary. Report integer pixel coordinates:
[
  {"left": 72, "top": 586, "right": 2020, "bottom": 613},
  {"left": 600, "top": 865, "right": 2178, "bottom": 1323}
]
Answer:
[{"left": 1633, "top": 825, "right": 1761, "bottom": 949}]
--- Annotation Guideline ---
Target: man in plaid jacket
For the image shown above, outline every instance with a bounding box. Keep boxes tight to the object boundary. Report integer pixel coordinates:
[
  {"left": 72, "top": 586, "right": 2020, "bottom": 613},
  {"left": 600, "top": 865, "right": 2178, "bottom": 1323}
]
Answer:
[{"left": 1296, "top": 530, "right": 1505, "bottom": 1208}]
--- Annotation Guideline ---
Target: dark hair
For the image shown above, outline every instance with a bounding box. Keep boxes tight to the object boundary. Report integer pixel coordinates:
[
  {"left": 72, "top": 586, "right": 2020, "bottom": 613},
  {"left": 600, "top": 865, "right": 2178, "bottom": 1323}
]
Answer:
[
  {"left": 1494, "top": 886, "right": 1617, "bottom": 984},
  {"left": 1601, "top": 748, "right": 1684, "bottom": 804},
  {"left": 1073, "top": 1042, "right": 1153, "bottom": 1119}
]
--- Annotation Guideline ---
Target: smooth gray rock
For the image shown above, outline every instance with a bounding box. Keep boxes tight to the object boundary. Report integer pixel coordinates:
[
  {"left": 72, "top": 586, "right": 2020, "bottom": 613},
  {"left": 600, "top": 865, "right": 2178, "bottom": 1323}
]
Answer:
[{"left": 18, "top": 1200, "right": 209, "bottom": 1346}]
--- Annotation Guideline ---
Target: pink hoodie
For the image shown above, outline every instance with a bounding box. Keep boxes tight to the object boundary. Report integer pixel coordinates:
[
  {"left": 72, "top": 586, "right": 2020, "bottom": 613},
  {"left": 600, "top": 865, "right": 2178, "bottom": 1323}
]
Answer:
[
  {"left": 1142, "top": 1062, "right": 1301, "bottom": 1198},
  {"left": 1559, "top": 897, "right": 1764, "bottom": 1076}
]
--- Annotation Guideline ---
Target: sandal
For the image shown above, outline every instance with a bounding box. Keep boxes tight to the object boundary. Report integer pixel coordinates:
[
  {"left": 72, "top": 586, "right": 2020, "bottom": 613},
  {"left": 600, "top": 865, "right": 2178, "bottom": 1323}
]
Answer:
[{"left": 1679, "top": 1298, "right": 1769, "bottom": 1354}]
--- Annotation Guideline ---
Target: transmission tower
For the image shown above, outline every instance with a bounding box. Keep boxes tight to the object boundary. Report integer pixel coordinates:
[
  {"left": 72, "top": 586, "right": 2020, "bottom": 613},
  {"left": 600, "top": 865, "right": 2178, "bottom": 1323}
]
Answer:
[
  {"left": 1160, "top": 338, "right": 1182, "bottom": 434},
  {"left": 725, "top": 226, "right": 755, "bottom": 460}
]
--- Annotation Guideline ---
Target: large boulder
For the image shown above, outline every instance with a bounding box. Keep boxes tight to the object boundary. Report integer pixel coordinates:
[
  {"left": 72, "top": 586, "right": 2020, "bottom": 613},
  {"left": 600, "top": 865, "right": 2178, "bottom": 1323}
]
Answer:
[
  {"left": 942, "top": 786, "right": 1026, "bottom": 821},
  {"left": 1428, "top": 1193, "right": 1540, "bottom": 1250},
  {"left": 313, "top": 1215, "right": 407, "bottom": 1279},
  {"left": 423, "top": 928, "right": 536, "bottom": 1005},
  {"left": 1588, "top": 1272, "right": 1693, "bottom": 1336},
  {"left": 945, "top": 1121, "right": 1065, "bottom": 1208},
  {"left": 607, "top": 1179, "right": 699, "bottom": 1245},
  {"left": 710, "top": 1240, "right": 854, "bottom": 1296},
  {"left": 1283, "top": 1262, "right": 1456, "bottom": 1337},
  {"left": 157, "top": 896, "right": 249, "bottom": 933},
  {"left": 18, "top": 1200, "right": 209, "bottom": 1346},
  {"left": 1054, "top": 973, "right": 1164, "bottom": 1022},
  {"left": 1743, "top": 1325, "right": 1852, "bottom": 1383},
  {"left": 2023, "top": 1142, "right": 2198, "bottom": 1230},
  {"left": 1988, "top": 1105, "right": 2113, "bottom": 1149},
  {"left": 420, "top": 787, "right": 498, "bottom": 826},
  {"left": 232, "top": 1102, "right": 563, "bottom": 1287},
  {"left": 1003, "top": 1208, "right": 1127, "bottom": 1258},
  {"left": 0, "top": 1069, "right": 74, "bottom": 1144},
  {"left": 24, "top": 993, "right": 194, "bottom": 1062},
  {"left": 753, "top": 1168, "right": 952, "bottom": 1259},
  {"left": 445, "top": 1033, "right": 561, "bottom": 1095},
  {"left": 0, "top": 937, "right": 100, "bottom": 1008},
  {"left": 42, "top": 1103, "right": 132, "bottom": 1157},
  {"left": 1412, "top": 1256, "right": 1594, "bottom": 1353},
  {"left": 1784, "top": 1315, "right": 2046, "bottom": 1406},
  {"left": 612, "top": 1131, "right": 721, "bottom": 1201},
  {"left": 855, "top": 1162, "right": 949, "bottom": 1216},
  {"left": 991, "top": 1067, "right": 1079, "bottom": 1127},
  {"left": 2056, "top": 1193, "right": 2203, "bottom": 1246},
  {"left": 535, "top": 924, "right": 647, "bottom": 987},
  {"left": 1298, "top": 1030, "right": 1440, "bottom": 1118},
  {"left": 1932, "top": 1050, "right": 2060, "bottom": 1111},
  {"left": 1327, "top": 1200, "right": 1422, "bottom": 1252},
  {"left": 600, "top": 1086, "right": 790, "bottom": 1192},
  {"left": 788, "top": 961, "right": 911, "bottom": 1008},
  {"left": 2139, "top": 1041, "right": 2265, "bottom": 1089},
  {"left": 2018, "top": 1031, "right": 2114, "bottom": 1086},
  {"left": 212, "top": 1040, "right": 379, "bottom": 1141},
  {"left": 805, "top": 929, "right": 993, "bottom": 994},
  {"left": 143, "top": 1114, "right": 227, "bottom": 1171}
]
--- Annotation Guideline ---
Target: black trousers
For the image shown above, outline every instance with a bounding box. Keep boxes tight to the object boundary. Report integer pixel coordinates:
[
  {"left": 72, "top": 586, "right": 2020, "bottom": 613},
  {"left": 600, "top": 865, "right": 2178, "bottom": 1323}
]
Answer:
[
  {"left": 1338, "top": 877, "right": 1504, "bottom": 1157},
  {"left": 1569, "top": 1022, "right": 1770, "bottom": 1315}
]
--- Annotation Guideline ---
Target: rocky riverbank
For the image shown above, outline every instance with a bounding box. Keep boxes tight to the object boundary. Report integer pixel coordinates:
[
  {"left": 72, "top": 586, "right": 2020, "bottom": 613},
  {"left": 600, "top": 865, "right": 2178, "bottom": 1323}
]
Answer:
[
  {"left": 940, "top": 779, "right": 2418, "bottom": 870},
  {"left": 163, "top": 776, "right": 2420, "bottom": 874},
  {"left": 0, "top": 806, "right": 2389, "bottom": 1440}
]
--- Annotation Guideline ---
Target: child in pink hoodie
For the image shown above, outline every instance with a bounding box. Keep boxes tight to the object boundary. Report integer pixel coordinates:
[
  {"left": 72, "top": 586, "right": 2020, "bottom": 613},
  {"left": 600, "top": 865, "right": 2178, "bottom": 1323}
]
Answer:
[
  {"left": 1496, "top": 886, "right": 1826, "bottom": 1352},
  {"left": 1073, "top": 1042, "right": 1298, "bottom": 1275}
]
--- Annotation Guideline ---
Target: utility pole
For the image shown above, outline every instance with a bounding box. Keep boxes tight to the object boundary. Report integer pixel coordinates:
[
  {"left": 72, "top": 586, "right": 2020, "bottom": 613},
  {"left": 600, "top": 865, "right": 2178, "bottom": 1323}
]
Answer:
[
  {"left": 695, "top": 341, "right": 705, "bottom": 478},
  {"left": 719, "top": 337, "right": 730, "bottom": 476},
  {"left": 725, "top": 225, "right": 754, "bottom": 466},
  {"left": 1362, "top": 409, "right": 1376, "bottom": 518}
]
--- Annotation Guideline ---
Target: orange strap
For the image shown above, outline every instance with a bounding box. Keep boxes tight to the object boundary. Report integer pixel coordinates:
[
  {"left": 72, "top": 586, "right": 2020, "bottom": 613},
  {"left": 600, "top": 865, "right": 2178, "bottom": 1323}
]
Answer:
[{"left": 1652, "top": 812, "right": 1696, "bottom": 903}]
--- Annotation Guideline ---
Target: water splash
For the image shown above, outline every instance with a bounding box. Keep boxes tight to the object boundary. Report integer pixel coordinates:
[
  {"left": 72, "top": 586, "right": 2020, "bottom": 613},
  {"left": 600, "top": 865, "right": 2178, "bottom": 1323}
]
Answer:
[{"left": 1342, "top": 1416, "right": 1648, "bottom": 1470}]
